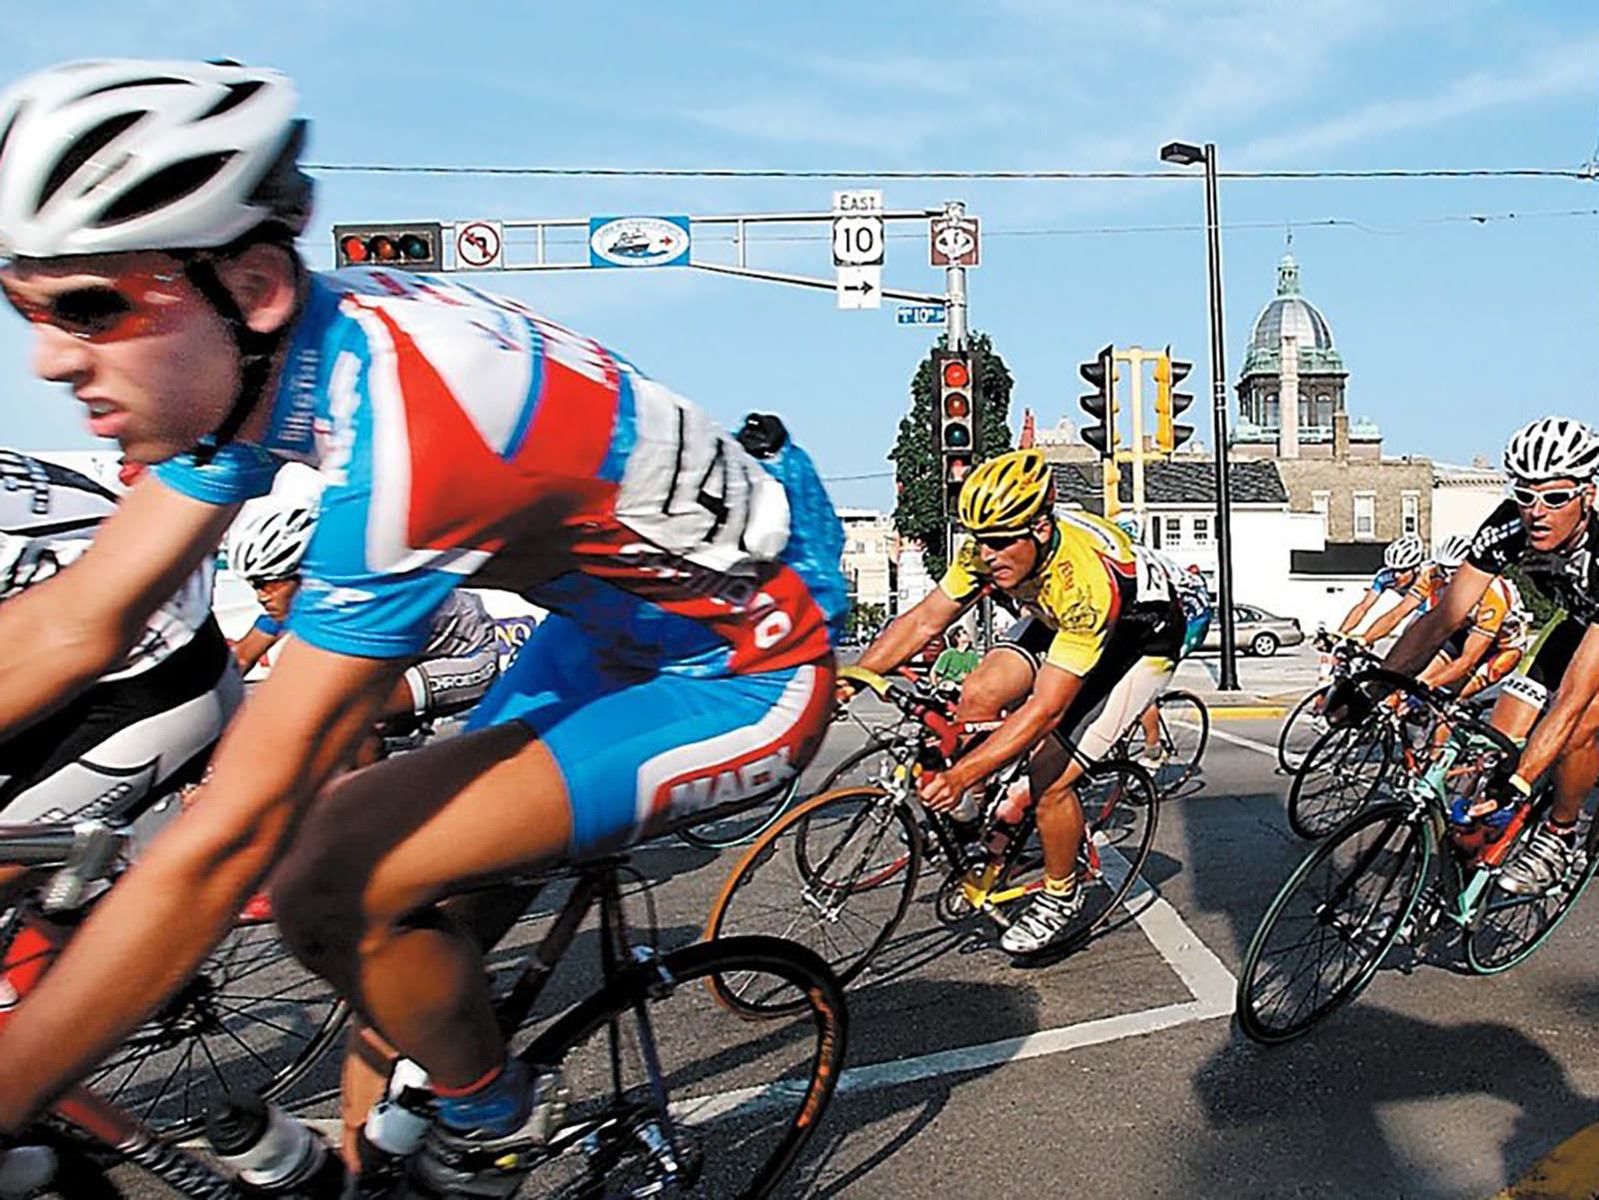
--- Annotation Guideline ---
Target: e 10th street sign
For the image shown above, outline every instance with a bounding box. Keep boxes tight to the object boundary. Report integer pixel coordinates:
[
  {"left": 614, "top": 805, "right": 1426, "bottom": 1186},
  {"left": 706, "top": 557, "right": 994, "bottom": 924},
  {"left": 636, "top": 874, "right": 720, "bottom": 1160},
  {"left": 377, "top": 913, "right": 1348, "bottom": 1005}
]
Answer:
[{"left": 896, "top": 305, "right": 946, "bottom": 326}]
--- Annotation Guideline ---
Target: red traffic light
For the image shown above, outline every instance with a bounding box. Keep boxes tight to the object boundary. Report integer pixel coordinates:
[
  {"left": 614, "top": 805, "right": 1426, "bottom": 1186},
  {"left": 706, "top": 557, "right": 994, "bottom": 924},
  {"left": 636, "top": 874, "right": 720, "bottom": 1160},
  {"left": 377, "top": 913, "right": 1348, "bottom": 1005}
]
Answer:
[
  {"left": 948, "top": 456, "right": 972, "bottom": 482},
  {"left": 339, "top": 235, "right": 370, "bottom": 264},
  {"left": 333, "top": 223, "right": 444, "bottom": 271},
  {"left": 942, "top": 360, "right": 970, "bottom": 389}
]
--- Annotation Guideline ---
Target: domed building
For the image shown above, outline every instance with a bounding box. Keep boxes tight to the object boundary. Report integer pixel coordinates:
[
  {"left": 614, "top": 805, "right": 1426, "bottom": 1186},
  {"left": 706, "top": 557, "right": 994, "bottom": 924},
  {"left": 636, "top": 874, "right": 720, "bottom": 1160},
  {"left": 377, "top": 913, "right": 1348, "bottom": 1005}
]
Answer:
[
  {"left": 1231, "top": 253, "right": 1379, "bottom": 456},
  {"left": 1229, "top": 251, "right": 1434, "bottom": 600}
]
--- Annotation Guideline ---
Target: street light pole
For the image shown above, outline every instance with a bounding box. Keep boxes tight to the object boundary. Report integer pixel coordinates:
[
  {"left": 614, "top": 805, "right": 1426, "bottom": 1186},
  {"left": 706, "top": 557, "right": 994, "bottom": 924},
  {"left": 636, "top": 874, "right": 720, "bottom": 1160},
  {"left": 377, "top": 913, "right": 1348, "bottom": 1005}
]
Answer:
[{"left": 1161, "top": 139, "right": 1239, "bottom": 690}]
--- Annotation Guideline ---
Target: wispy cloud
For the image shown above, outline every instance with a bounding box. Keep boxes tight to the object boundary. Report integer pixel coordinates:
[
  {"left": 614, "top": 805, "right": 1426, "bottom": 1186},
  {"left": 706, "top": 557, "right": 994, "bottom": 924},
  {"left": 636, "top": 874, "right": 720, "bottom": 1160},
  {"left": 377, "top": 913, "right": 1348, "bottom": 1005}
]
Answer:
[{"left": 1237, "top": 36, "right": 1599, "bottom": 163}]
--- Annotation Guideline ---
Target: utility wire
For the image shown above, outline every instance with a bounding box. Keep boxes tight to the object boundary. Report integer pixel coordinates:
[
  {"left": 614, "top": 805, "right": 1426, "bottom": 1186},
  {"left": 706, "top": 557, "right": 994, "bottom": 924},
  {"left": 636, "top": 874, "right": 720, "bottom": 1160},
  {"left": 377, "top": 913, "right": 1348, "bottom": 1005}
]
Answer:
[{"left": 306, "top": 163, "right": 1593, "bottom": 181}]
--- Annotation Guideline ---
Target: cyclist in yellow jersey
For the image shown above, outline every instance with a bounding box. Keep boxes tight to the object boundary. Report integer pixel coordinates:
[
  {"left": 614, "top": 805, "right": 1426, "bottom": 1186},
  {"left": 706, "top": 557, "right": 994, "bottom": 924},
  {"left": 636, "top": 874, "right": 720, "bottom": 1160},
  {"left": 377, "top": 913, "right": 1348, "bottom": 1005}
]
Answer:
[{"left": 842, "top": 449, "right": 1186, "bottom": 955}]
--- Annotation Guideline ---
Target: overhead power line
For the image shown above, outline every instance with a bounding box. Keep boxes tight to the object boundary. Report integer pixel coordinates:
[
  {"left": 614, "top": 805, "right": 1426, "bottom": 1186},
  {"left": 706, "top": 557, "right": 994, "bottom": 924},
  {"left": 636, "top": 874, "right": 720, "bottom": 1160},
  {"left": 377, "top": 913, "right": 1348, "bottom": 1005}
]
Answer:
[{"left": 305, "top": 163, "right": 1593, "bottom": 182}]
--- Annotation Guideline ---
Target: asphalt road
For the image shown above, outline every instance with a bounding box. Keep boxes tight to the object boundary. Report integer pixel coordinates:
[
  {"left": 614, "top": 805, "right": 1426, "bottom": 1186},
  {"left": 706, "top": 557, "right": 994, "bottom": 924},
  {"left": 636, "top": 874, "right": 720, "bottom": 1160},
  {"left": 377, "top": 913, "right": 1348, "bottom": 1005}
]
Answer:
[{"left": 36, "top": 694, "right": 1599, "bottom": 1199}]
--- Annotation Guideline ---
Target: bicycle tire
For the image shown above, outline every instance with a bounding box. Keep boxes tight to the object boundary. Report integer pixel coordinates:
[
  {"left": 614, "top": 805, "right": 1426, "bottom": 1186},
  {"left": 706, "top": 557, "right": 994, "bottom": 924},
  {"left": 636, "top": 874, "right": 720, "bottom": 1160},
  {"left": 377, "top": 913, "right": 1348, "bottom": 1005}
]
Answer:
[
  {"left": 1237, "top": 802, "right": 1430, "bottom": 1044},
  {"left": 703, "top": 786, "right": 919, "bottom": 1016},
  {"left": 1465, "top": 803, "right": 1599, "bottom": 974},
  {"left": 515, "top": 935, "right": 847, "bottom": 1199},
  {"left": 1286, "top": 714, "right": 1396, "bottom": 839},
  {"left": 1277, "top": 684, "right": 1332, "bottom": 774},
  {"left": 1153, "top": 690, "right": 1209, "bottom": 792},
  {"left": 675, "top": 777, "right": 802, "bottom": 851},
  {"left": 1065, "top": 758, "right": 1161, "bottom": 941},
  {"left": 81, "top": 919, "right": 348, "bottom": 1139}
]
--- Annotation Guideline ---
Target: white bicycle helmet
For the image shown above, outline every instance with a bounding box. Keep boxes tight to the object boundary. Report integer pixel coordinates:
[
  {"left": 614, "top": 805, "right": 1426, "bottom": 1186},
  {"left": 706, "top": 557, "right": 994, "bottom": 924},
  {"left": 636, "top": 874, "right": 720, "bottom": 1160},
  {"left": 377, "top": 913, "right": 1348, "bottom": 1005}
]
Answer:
[
  {"left": 1503, "top": 417, "right": 1599, "bottom": 484},
  {"left": 228, "top": 502, "right": 314, "bottom": 581},
  {"left": 1433, "top": 534, "right": 1472, "bottom": 569},
  {"left": 0, "top": 59, "right": 311, "bottom": 259},
  {"left": 1383, "top": 534, "right": 1425, "bottom": 572}
]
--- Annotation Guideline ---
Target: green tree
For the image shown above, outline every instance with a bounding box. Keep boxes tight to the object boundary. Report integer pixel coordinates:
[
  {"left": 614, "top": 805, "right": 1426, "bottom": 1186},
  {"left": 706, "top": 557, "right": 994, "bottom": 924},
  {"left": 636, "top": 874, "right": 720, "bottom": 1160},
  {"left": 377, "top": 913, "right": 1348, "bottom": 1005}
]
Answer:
[
  {"left": 889, "top": 331, "right": 1014, "bottom": 578},
  {"left": 845, "top": 601, "right": 887, "bottom": 644}
]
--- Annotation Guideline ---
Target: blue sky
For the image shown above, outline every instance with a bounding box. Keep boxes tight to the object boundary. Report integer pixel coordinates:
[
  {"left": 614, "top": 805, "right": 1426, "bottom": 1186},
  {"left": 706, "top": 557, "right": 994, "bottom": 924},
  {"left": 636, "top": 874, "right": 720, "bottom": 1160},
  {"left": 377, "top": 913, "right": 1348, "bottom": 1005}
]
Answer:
[{"left": 3, "top": 1, "right": 1599, "bottom": 509}]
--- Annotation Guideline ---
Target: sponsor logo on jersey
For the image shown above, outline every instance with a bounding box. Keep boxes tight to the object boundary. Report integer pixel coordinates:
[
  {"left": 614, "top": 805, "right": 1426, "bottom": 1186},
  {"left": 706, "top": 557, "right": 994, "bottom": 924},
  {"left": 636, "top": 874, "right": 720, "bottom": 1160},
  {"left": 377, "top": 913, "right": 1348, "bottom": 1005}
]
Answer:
[{"left": 667, "top": 747, "right": 794, "bottom": 813}]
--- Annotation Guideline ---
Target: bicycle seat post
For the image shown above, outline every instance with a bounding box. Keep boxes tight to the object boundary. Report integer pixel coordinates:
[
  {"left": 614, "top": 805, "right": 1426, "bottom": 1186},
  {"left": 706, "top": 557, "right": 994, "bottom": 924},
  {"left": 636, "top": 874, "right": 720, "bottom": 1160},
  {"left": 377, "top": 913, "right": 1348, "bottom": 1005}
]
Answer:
[{"left": 42, "top": 821, "right": 121, "bottom": 913}]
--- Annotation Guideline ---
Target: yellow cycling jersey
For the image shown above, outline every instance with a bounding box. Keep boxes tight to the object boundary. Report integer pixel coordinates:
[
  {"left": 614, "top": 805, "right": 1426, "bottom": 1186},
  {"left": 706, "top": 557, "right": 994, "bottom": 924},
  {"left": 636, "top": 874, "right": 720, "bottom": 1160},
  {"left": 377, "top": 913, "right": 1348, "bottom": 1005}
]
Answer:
[{"left": 939, "top": 509, "right": 1141, "bottom": 675}]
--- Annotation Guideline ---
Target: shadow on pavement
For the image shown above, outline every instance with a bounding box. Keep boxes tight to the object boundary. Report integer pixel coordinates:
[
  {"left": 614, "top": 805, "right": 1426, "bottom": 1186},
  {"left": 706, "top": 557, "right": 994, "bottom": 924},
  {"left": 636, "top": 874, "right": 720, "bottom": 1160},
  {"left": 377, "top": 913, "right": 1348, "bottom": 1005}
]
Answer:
[
  {"left": 1188, "top": 1004, "right": 1599, "bottom": 1197},
  {"left": 788, "top": 976, "right": 1038, "bottom": 1197}
]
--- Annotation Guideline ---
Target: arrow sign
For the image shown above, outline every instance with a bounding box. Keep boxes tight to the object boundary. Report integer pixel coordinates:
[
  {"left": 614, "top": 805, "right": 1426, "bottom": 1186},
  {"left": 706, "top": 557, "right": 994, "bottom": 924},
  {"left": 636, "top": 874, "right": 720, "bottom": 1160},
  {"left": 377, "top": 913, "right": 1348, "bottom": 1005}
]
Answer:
[{"left": 836, "top": 265, "right": 882, "bottom": 310}]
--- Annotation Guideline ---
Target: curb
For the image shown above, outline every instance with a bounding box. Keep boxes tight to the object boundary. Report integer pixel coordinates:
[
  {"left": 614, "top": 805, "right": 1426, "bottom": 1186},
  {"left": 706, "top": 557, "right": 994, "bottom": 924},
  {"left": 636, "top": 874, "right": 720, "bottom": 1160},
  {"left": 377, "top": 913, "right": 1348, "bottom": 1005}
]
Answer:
[
  {"left": 1492, "top": 1123, "right": 1599, "bottom": 1199},
  {"left": 1209, "top": 705, "right": 1288, "bottom": 720}
]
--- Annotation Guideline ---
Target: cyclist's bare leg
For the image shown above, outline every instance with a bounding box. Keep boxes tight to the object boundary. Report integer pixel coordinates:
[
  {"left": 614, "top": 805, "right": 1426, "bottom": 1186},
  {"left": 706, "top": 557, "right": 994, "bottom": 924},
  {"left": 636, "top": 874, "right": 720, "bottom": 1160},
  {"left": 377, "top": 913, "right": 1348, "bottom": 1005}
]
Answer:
[
  {"left": 1489, "top": 690, "right": 1542, "bottom": 742},
  {"left": 272, "top": 722, "right": 571, "bottom": 1090},
  {"left": 955, "top": 649, "right": 1034, "bottom": 724},
  {"left": 1140, "top": 704, "right": 1160, "bottom": 751},
  {"left": 336, "top": 880, "right": 545, "bottom": 1164},
  {"left": 1549, "top": 692, "right": 1599, "bottom": 825},
  {"left": 1027, "top": 734, "right": 1086, "bottom": 881}
]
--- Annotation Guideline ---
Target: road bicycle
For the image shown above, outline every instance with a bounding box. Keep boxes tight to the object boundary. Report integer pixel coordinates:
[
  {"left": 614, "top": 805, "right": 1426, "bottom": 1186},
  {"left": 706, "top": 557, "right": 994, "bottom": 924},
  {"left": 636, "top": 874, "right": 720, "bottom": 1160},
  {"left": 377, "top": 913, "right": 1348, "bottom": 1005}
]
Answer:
[
  {"left": 1237, "top": 669, "right": 1599, "bottom": 1044},
  {"left": 1275, "top": 631, "right": 1382, "bottom": 775},
  {"left": 3, "top": 821, "right": 848, "bottom": 1198},
  {"left": 702, "top": 666, "right": 1159, "bottom": 1017},
  {"left": 1111, "top": 689, "right": 1210, "bottom": 794}
]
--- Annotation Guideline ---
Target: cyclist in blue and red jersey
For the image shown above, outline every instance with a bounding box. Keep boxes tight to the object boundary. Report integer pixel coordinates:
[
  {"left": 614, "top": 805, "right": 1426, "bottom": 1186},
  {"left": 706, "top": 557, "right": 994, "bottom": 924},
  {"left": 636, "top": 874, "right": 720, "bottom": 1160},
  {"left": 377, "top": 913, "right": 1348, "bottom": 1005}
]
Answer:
[
  {"left": 0, "top": 59, "right": 844, "bottom": 1191},
  {"left": 1335, "top": 533, "right": 1431, "bottom": 645}
]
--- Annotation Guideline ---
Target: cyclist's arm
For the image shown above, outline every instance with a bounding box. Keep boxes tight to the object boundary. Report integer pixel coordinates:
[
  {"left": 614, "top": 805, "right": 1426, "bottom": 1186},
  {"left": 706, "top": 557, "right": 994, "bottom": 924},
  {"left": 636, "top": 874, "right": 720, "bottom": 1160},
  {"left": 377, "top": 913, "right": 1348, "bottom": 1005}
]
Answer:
[
  {"left": 1512, "top": 621, "right": 1599, "bottom": 789},
  {"left": 857, "top": 587, "right": 964, "bottom": 679},
  {"left": 942, "top": 661, "right": 1081, "bottom": 792},
  {"left": 231, "top": 623, "right": 282, "bottom": 674},
  {"left": 0, "top": 480, "right": 236, "bottom": 737},
  {"left": 1418, "top": 629, "right": 1491, "bottom": 691},
  {"left": 1337, "top": 589, "right": 1378, "bottom": 635},
  {"left": 1384, "top": 563, "right": 1492, "bottom": 677},
  {"left": 1359, "top": 592, "right": 1421, "bottom": 645},
  {"left": 0, "top": 637, "right": 405, "bottom": 1134}
]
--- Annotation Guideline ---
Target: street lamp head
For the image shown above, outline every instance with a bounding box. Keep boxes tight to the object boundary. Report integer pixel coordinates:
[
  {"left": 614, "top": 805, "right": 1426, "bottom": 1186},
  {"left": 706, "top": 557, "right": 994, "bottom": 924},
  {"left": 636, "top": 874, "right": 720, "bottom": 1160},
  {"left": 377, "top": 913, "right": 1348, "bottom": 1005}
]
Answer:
[{"left": 1160, "top": 141, "right": 1205, "bottom": 166}]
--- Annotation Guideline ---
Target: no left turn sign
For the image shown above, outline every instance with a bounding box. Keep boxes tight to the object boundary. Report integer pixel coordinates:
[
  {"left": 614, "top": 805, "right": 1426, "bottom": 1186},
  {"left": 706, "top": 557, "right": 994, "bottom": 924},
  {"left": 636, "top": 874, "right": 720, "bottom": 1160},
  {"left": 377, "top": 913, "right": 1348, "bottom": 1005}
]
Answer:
[{"left": 456, "top": 221, "right": 504, "bottom": 270}]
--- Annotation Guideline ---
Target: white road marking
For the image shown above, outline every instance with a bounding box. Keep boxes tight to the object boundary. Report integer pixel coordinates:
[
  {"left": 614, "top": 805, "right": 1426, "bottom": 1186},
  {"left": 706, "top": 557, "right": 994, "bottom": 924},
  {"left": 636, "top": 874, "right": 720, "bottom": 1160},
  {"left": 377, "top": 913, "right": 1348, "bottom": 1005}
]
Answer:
[{"left": 1206, "top": 723, "right": 1281, "bottom": 760}]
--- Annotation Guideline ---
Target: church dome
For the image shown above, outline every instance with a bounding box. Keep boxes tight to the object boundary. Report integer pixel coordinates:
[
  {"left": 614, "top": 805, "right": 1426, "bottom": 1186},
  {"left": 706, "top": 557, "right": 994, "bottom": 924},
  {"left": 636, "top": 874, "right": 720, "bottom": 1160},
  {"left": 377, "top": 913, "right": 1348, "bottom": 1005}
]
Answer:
[{"left": 1240, "top": 254, "right": 1344, "bottom": 377}]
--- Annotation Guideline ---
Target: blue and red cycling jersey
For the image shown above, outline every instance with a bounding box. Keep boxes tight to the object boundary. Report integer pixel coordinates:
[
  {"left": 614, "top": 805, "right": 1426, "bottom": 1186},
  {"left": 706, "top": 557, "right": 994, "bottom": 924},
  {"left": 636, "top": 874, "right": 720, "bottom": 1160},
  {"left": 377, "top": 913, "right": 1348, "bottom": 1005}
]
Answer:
[{"left": 156, "top": 268, "right": 846, "bottom": 677}]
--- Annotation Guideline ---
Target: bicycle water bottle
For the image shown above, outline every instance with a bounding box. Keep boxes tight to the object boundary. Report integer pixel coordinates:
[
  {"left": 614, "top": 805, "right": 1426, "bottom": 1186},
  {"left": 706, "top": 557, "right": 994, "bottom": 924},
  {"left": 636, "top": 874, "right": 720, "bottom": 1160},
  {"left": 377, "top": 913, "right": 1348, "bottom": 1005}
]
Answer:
[
  {"left": 206, "top": 1089, "right": 346, "bottom": 1197},
  {"left": 347, "top": 1059, "right": 434, "bottom": 1199}
]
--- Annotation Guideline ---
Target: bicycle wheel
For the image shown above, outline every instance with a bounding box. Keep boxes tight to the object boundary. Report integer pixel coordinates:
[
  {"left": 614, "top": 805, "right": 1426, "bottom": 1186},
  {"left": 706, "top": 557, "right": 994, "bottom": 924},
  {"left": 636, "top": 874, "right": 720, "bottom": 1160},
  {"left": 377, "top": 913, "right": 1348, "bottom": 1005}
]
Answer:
[
  {"left": 514, "top": 936, "right": 847, "bottom": 1199},
  {"left": 814, "top": 735, "right": 911, "bottom": 794},
  {"left": 82, "top": 919, "right": 347, "bottom": 1138},
  {"left": 704, "top": 786, "right": 920, "bottom": 1016},
  {"left": 1277, "top": 684, "right": 1332, "bottom": 774},
  {"left": 1152, "top": 690, "right": 1209, "bottom": 792},
  {"left": 1237, "top": 802, "right": 1430, "bottom": 1044},
  {"left": 676, "top": 777, "right": 802, "bottom": 851},
  {"left": 1466, "top": 804, "right": 1599, "bottom": 974},
  {"left": 1070, "top": 759, "right": 1160, "bottom": 938},
  {"left": 1286, "top": 714, "right": 1396, "bottom": 839}
]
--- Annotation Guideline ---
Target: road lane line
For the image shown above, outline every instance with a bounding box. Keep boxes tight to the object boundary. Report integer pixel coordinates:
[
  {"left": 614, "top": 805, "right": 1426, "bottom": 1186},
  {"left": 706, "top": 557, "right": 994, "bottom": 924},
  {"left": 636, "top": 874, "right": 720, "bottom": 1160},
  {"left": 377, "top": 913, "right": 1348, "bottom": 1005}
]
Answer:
[{"left": 1206, "top": 723, "right": 1282, "bottom": 760}]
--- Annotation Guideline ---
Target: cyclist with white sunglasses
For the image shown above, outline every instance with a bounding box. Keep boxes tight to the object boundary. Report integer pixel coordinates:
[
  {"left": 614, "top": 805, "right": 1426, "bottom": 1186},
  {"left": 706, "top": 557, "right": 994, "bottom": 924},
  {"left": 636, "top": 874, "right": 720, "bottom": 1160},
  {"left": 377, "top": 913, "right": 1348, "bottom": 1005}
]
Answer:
[{"left": 1370, "top": 417, "right": 1599, "bottom": 894}]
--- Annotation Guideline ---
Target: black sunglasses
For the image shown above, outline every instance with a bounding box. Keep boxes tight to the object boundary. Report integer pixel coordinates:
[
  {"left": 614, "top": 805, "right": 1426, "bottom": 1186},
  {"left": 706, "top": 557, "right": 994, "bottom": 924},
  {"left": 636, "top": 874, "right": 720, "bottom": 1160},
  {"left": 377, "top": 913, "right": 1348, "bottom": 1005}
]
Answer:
[{"left": 973, "top": 532, "right": 1030, "bottom": 551}]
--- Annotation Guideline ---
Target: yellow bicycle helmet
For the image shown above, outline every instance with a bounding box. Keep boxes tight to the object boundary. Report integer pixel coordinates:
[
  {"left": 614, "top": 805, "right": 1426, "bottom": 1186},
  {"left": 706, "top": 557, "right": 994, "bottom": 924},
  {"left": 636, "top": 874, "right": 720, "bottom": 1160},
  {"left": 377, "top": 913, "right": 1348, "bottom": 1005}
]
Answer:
[{"left": 958, "top": 449, "right": 1055, "bottom": 535}]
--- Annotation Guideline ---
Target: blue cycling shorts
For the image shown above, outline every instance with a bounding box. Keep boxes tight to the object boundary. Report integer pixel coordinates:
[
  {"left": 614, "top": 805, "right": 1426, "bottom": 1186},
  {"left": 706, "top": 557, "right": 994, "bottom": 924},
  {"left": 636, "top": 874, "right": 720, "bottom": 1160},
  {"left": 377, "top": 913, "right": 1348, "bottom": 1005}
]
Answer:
[{"left": 465, "top": 614, "right": 833, "bottom": 855}]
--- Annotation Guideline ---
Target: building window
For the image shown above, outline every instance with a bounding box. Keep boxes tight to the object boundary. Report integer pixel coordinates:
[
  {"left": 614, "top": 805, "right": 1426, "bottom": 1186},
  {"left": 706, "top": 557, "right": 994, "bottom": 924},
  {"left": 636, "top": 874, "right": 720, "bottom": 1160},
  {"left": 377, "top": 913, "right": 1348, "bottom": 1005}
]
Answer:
[
  {"left": 1193, "top": 516, "right": 1211, "bottom": 545},
  {"left": 1401, "top": 492, "right": 1419, "bottom": 537},
  {"left": 1265, "top": 394, "right": 1280, "bottom": 427},
  {"left": 1311, "top": 490, "right": 1330, "bottom": 519},
  {"left": 1316, "top": 393, "right": 1333, "bottom": 427},
  {"left": 1148, "top": 515, "right": 1161, "bottom": 546},
  {"left": 1354, "top": 492, "right": 1376, "bottom": 540},
  {"left": 1163, "top": 516, "right": 1183, "bottom": 549}
]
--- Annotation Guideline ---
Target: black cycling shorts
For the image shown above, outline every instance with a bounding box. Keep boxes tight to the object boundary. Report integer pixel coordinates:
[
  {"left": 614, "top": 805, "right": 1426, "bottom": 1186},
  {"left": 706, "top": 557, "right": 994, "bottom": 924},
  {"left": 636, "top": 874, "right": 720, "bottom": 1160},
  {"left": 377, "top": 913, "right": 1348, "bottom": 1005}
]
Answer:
[{"left": 1523, "top": 615, "right": 1587, "bottom": 695}]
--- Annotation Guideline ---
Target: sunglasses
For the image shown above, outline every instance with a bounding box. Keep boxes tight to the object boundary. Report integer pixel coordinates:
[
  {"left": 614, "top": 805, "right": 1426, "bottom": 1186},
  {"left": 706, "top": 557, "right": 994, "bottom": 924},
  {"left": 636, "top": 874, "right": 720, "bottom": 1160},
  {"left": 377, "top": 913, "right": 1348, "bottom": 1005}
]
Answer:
[
  {"left": 973, "top": 532, "right": 1030, "bottom": 551},
  {"left": 249, "top": 575, "right": 298, "bottom": 591},
  {"left": 1509, "top": 483, "right": 1585, "bottom": 510},
  {"left": 3, "top": 268, "right": 190, "bottom": 344}
]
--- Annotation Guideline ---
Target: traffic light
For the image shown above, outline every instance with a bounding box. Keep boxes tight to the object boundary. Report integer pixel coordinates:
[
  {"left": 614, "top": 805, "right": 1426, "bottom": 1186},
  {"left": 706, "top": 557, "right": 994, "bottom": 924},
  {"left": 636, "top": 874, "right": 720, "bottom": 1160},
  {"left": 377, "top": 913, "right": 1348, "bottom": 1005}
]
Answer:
[
  {"left": 1078, "top": 344, "right": 1117, "bottom": 457},
  {"left": 333, "top": 222, "right": 443, "bottom": 272},
  {"left": 1153, "top": 346, "right": 1195, "bottom": 452},
  {"left": 933, "top": 350, "right": 979, "bottom": 513}
]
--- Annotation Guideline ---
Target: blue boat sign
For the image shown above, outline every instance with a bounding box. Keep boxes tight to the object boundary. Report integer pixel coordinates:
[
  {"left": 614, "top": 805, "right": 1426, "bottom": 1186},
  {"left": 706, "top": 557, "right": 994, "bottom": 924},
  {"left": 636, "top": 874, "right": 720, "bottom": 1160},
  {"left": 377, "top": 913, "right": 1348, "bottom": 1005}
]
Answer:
[
  {"left": 896, "top": 305, "right": 947, "bottom": 326},
  {"left": 588, "top": 216, "right": 691, "bottom": 268}
]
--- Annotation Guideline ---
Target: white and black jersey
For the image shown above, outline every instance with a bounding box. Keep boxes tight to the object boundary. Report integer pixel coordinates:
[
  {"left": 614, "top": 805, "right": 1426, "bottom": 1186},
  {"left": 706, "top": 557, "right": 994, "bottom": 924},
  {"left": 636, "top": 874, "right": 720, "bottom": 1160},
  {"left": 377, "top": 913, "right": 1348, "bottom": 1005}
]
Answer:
[
  {"left": 1467, "top": 498, "right": 1599, "bottom": 625},
  {"left": 0, "top": 450, "right": 215, "bottom": 681}
]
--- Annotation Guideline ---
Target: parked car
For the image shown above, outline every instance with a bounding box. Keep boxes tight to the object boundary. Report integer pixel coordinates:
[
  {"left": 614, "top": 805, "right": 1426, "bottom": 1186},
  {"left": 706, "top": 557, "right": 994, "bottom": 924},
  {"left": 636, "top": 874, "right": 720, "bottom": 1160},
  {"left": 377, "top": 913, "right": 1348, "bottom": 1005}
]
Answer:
[{"left": 1202, "top": 604, "right": 1304, "bottom": 657}]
